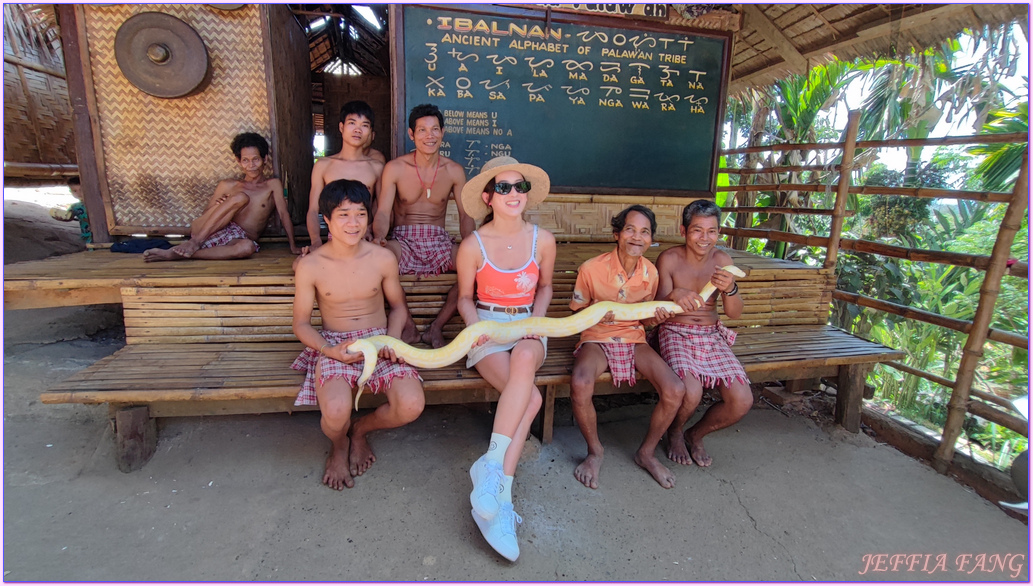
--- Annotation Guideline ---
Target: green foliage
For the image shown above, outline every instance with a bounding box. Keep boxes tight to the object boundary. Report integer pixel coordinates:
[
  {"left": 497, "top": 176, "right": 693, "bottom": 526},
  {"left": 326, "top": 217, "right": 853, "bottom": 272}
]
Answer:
[
  {"left": 969, "top": 102, "right": 1028, "bottom": 191},
  {"left": 722, "top": 25, "right": 1027, "bottom": 470}
]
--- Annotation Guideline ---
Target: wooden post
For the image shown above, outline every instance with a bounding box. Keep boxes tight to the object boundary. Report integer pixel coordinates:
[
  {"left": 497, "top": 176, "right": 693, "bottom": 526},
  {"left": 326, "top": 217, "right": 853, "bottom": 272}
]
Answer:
[
  {"left": 55, "top": 4, "right": 111, "bottom": 243},
  {"left": 824, "top": 110, "right": 859, "bottom": 269},
  {"left": 835, "top": 363, "right": 869, "bottom": 433},
  {"left": 542, "top": 384, "right": 557, "bottom": 444},
  {"left": 933, "top": 150, "right": 1029, "bottom": 474},
  {"left": 114, "top": 406, "right": 157, "bottom": 472},
  {"left": 388, "top": 5, "right": 405, "bottom": 159}
]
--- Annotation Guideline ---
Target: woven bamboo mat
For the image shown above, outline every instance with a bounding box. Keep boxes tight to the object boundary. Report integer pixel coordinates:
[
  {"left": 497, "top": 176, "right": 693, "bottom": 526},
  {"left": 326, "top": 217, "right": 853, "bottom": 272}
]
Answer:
[{"left": 83, "top": 4, "right": 272, "bottom": 230}]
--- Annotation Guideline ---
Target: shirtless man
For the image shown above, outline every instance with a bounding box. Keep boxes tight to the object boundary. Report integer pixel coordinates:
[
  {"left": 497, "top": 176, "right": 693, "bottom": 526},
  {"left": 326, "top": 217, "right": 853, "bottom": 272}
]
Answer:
[
  {"left": 569, "top": 205, "right": 685, "bottom": 489},
  {"left": 305, "top": 101, "right": 384, "bottom": 250},
  {"left": 654, "top": 199, "right": 752, "bottom": 468},
  {"left": 143, "top": 132, "right": 298, "bottom": 261},
  {"left": 291, "top": 179, "right": 425, "bottom": 490},
  {"left": 374, "top": 104, "right": 475, "bottom": 348}
]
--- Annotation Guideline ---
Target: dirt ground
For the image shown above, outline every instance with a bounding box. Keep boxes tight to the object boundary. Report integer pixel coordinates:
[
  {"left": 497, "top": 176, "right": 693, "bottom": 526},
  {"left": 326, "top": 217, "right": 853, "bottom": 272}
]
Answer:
[{"left": 3, "top": 196, "right": 1029, "bottom": 582}]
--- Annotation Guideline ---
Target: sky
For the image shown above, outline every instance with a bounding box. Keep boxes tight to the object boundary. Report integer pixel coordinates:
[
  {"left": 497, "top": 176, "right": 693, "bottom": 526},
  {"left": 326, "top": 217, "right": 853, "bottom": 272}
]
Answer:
[{"left": 835, "top": 22, "right": 1029, "bottom": 171}]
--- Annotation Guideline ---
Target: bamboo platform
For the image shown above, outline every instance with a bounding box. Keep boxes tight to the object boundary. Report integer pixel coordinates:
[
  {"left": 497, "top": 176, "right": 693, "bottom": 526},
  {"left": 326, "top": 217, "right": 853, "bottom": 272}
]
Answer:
[{"left": 28, "top": 241, "right": 904, "bottom": 470}]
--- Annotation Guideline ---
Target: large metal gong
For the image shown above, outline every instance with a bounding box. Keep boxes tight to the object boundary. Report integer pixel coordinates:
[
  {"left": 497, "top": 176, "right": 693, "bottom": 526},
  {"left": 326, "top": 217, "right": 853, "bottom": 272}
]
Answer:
[{"left": 114, "top": 12, "right": 212, "bottom": 98}]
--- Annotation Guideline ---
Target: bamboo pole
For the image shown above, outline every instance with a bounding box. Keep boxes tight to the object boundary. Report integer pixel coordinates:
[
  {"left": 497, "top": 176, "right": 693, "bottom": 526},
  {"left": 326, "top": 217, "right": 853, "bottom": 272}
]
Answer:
[
  {"left": 832, "top": 290, "right": 1028, "bottom": 349},
  {"left": 3, "top": 54, "right": 65, "bottom": 78},
  {"left": 721, "top": 228, "right": 1028, "bottom": 280},
  {"left": 855, "top": 133, "right": 1028, "bottom": 150},
  {"left": 721, "top": 227, "right": 829, "bottom": 247},
  {"left": 720, "top": 165, "right": 840, "bottom": 174},
  {"left": 880, "top": 361, "right": 1017, "bottom": 414},
  {"left": 721, "top": 206, "right": 856, "bottom": 217},
  {"left": 966, "top": 400, "right": 1029, "bottom": 437},
  {"left": 933, "top": 151, "right": 1030, "bottom": 473},
  {"left": 720, "top": 132, "right": 1027, "bottom": 155},
  {"left": 715, "top": 183, "right": 1012, "bottom": 203},
  {"left": 3, "top": 162, "right": 79, "bottom": 177},
  {"left": 883, "top": 360, "right": 956, "bottom": 388},
  {"left": 840, "top": 238, "right": 1029, "bottom": 279}
]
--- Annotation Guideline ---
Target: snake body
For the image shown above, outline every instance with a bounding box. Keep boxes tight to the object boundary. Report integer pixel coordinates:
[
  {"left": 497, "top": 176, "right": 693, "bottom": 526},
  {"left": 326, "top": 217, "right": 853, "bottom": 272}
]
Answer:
[{"left": 345, "top": 265, "right": 746, "bottom": 410}]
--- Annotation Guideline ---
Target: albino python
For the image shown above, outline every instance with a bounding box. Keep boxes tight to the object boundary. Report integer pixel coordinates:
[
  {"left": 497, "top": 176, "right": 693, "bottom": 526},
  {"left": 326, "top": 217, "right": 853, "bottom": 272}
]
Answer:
[{"left": 346, "top": 265, "right": 747, "bottom": 410}]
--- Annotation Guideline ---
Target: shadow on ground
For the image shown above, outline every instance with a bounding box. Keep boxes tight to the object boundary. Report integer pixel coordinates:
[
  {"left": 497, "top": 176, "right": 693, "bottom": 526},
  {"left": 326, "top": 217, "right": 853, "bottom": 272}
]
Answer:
[{"left": 3, "top": 303, "right": 1028, "bottom": 582}]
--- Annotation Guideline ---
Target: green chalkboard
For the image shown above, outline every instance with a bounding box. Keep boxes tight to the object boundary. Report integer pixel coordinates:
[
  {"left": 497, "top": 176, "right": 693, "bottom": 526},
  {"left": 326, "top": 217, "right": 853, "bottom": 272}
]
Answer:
[{"left": 398, "top": 4, "right": 730, "bottom": 195}]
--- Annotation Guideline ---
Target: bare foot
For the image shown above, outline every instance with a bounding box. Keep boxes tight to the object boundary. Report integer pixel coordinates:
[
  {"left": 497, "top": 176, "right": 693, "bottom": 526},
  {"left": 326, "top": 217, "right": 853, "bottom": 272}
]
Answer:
[
  {"left": 665, "top": 429, "right": 693, "bottom": 466},
  {"left": 142, "top": 248, "right": 181, "bottom": 263},
  {"left": 323, "top": 446, "right": 354, "bottom": 490},
  {"left": 420, "top": 326, "right": 446, "bottom": 349},
  {"left": 401, "top": 319, "right": 420, "bottom": 345},
  {"left": 171, "top": 240, "right": 199, "bottom": 258},
  {"left": 574, "top": 453, "right": 603, "bottom": 489},
  {"left": 348, "top": 431, "right": 376, "bottom": 477},
  {"left": 685, "top": 430, "right": 713, "bottom": 467},
  {"left": 634, "top": 451, "right": 676, "bottom": 489}
]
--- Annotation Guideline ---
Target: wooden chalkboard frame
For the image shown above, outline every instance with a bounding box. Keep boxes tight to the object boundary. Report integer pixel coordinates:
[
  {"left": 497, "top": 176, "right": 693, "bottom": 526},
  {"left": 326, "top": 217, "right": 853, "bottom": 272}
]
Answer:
[{"left": 388, "top": 3, "right": 731, "bottom": 198}]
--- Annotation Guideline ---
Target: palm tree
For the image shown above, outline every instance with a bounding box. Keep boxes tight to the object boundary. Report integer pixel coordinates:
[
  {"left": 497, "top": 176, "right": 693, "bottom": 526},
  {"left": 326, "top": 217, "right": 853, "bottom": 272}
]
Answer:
[
  {"left": 854, "top": 25, "right": 1022, "bottom": 187},
  {"left": 968, "top": 101, "right": 1029, "bottom": 191}
]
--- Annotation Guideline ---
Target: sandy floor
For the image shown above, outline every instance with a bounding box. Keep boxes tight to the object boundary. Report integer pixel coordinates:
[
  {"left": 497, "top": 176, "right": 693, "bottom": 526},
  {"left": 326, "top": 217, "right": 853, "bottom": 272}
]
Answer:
[{"left": 3, "top": 193, "right": 1029, "bottom": 582}]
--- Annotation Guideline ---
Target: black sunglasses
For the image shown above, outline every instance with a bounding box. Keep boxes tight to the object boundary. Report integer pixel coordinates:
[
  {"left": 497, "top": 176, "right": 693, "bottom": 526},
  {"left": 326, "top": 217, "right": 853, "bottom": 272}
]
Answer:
[{"left": 493, "top": 181, "right": 532, "bottom": 195}]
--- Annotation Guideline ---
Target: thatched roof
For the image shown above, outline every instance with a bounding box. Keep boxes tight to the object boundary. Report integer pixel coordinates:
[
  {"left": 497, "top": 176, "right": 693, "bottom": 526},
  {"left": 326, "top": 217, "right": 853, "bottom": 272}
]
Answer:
[
  {"left": 289, "top": 3, "right": 1028, "bottom": 98},
  {"left": 722, "top": 4, "right": 1030, "bottom": 94}
]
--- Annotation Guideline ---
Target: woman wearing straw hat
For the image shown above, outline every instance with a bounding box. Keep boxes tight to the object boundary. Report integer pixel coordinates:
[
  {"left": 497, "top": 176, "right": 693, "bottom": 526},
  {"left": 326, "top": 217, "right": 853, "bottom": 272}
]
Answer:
[{"left": 455, "top": 156, "right": 556, "bottom": 562}]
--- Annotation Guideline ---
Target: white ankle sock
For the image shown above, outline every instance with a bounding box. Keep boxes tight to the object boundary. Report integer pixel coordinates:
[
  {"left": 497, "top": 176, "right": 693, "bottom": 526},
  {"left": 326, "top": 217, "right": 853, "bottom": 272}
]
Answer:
[
  {"left": 501, "top": 475, "right": 514, "bottom": 503},
  {"left": 485, "top": 433, "right": 512, "bottom": 465}
]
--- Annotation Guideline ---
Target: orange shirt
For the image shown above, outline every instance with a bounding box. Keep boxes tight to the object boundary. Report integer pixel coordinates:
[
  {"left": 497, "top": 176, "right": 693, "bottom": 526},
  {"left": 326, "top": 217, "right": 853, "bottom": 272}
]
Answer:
[{"left": 570, "top": 248, "right": 658, "bottom": 346}]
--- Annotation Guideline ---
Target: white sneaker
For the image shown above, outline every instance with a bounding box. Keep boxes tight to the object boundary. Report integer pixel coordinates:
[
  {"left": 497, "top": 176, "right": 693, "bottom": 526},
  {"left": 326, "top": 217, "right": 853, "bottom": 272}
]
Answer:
[
  {"left": 472, "top": 503, "right": 522, "bottom": 562},
  {"left": 469, "top": 456, "right": 505, "bottom": 520}
]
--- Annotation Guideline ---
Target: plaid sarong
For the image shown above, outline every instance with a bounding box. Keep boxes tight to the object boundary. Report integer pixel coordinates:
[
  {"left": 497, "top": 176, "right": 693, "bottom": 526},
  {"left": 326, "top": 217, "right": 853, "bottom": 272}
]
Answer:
[
  {"left": 290, "top": 327, "right": 422, "bottom": 406},
  {"left": 392, "top": 225, "right": 455, "bottom": 276},
  {"left": 656, "top": 321, "right": 749, "bottom": 389},
  {"left": 576, "top": 342, "right": 638, "bottom": 387},
  {"left": 200, "top": 221, "right": 259, "bottom": 252}
]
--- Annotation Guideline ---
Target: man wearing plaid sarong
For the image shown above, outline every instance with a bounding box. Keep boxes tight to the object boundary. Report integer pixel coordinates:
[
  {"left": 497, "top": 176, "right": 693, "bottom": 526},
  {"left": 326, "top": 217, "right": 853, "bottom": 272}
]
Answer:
[
  {"left": 373, "top": 104, "right": 476, "bottom": 349},
  {"left": 293, "top": 179, "right": 425, "bottom": 491},
  {"left": 655, "top": 199, "right": 753, "bottom": 469},
  {"left": 143, "top": 132, "right": 299, "bottom": 262},
  {"left": 391, "top": 224, "right": 456, "bottom": 276},
  {"left": 569, "top": 205, "right": 686, "bottom": 490}
]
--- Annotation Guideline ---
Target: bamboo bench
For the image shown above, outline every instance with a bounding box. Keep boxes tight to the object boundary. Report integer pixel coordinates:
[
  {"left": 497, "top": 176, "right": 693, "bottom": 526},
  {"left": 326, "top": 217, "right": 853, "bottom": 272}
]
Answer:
[{"left": 37, "top": 243, "right": 903, "bottom": 471}]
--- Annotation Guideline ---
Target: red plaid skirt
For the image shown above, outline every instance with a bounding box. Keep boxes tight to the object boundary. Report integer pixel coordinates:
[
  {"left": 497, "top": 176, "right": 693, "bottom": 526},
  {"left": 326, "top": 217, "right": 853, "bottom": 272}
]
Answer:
[
  {"left": 393, "top": 224, "right": 455, "bottom": 276},
  {"left": 200, "top": 221, "right": 258, "bottom": 251},
  {"left": 290, "top": 327, "right": 422, "bottom": 406},
  {"left": 575, "top": 342, "right": 638, "bottom": 387},
  {"left": 655, "top": 321, "right": 749, "bottom": 389}
]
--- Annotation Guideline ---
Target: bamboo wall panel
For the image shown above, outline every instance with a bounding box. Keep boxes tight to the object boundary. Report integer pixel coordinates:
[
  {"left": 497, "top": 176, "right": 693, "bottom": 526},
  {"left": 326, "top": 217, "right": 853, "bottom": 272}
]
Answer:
[
  {"left": 2, "top": 61, "right": 41, "bottom": 162},
  {"left": 21, "top": 68, "right": 75, "bottom": 164},
  {"left": 264, "top": 5, "right": 312, "bottom": 228},
  {"left": 3, "top": 6, "right": 76, "bottom": 168},
  {"left": 83, "top": 4, "right": 271, "bottom": 231},
  {"left": 444, "top": 198, "right": 699, "bottom": 241}
]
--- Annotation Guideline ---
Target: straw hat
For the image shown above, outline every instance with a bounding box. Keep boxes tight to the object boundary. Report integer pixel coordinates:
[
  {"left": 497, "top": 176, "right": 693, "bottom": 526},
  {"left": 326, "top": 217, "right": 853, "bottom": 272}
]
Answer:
[{"left": 460, "top": 156, "right": 551, "bottom": 221}]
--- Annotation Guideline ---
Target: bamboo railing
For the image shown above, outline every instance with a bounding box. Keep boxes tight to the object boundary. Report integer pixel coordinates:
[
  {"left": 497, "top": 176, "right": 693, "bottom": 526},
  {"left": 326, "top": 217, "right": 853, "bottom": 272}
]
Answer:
[{"left": 718, "top": 111, "right": 1030, "bottom": 473}]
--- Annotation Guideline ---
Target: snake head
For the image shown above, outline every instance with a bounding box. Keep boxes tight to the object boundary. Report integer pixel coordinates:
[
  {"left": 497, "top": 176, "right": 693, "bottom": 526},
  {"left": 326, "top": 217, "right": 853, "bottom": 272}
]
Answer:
[
  {"left": 720, "top": 265, "right": 747, "bottom": 278},
  {"left": 346, "top": 339, "right": 379, "bottom": 411}
]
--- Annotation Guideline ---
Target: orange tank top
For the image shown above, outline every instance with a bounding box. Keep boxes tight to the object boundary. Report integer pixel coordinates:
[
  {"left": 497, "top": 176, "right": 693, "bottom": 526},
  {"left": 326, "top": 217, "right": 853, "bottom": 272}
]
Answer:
[{"left": 473, "top": 225, "right": 540, "bottom": 307}]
